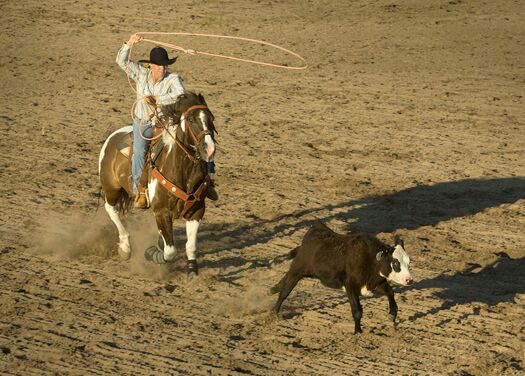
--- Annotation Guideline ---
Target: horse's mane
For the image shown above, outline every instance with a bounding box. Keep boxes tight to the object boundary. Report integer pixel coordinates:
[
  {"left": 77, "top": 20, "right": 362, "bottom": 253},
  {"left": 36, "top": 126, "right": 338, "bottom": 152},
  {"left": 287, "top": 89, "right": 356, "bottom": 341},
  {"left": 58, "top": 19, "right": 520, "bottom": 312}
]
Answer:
[
  {"left": 160, "top": 91, "right": 216, "bottom": 136},
  {"left": 161, "top": 91, "right": 205, "bottom": 119}
]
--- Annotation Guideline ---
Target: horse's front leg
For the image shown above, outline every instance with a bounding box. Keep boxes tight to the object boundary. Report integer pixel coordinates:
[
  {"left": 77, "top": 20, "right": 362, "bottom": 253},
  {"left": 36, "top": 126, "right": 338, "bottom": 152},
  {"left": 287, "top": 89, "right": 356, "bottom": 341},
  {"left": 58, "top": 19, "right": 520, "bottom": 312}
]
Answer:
[
  {"left": 145, "top": 209, "right": 176, "bottom": 264},
  {"left": 185, "top": 220, "right": 200, "bottom": 280}
]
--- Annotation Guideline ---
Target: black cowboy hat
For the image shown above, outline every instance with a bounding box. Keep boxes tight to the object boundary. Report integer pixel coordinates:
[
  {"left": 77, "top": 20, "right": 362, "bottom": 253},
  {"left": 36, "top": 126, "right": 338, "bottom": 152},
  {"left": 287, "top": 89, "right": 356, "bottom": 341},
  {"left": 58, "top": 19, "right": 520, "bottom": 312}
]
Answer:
[{"left": 139, "top": 46, "right": 177, "bottom": 66}]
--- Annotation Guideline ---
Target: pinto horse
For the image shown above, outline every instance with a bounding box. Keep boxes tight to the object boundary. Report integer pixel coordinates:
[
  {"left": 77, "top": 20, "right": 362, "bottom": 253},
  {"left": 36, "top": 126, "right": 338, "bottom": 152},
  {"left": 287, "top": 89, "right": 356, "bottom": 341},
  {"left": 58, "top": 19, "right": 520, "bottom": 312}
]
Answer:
[{"left": 98, "top": 92, "right": 217, "bottom": 278}]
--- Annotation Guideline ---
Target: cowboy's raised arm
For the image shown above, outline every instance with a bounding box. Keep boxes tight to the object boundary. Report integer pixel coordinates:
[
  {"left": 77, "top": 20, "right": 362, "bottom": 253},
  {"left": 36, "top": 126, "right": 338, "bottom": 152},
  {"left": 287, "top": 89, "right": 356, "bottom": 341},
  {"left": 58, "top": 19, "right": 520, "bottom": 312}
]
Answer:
[
  {"left": 116, "top": 33, "right": 144, "bottom": 81},
  {"left": 157, "top": 74, "right": 186, "bottom": 105}
]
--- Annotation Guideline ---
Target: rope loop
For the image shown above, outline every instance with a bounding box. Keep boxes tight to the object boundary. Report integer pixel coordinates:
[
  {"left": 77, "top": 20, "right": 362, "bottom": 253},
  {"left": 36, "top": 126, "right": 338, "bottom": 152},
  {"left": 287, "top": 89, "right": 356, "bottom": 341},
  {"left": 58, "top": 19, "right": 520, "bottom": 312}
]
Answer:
[{"left": 134, "top": 31, "right": 308, "bottom": 70}]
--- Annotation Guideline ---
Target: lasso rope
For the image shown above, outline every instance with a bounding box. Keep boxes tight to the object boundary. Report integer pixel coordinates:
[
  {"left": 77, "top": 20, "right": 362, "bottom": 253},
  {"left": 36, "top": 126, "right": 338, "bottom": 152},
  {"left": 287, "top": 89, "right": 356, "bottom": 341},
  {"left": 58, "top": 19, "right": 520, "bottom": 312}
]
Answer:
[
  {"left": 126, "top": 32, "right": 307, "bottom": 140},
  {"left": 135, "top": 31, "right": 308, "bottom": 70}
]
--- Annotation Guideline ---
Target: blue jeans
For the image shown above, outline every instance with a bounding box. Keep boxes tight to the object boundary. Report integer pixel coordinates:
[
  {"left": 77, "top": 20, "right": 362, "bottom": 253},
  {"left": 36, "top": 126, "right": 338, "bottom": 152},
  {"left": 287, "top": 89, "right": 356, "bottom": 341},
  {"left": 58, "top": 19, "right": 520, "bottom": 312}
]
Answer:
[{"left": 132, "top": 117, "right": 153, "bottom": 194}]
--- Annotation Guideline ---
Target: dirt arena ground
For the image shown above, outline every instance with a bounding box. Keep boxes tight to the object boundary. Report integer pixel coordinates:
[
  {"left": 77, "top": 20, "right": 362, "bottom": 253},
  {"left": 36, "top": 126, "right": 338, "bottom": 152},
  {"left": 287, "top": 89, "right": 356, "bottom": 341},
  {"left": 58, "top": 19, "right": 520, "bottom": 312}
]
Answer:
[{"left": 1, "top": 0, "right": 524, "bottom": 374}]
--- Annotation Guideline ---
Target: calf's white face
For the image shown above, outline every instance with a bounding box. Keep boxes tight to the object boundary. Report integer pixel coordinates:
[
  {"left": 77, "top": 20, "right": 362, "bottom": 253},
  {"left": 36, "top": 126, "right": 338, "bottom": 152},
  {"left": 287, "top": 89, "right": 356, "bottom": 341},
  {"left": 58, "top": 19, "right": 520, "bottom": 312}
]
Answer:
[{"left": 384, "top": 244, "right": 413, "bottom": 286}]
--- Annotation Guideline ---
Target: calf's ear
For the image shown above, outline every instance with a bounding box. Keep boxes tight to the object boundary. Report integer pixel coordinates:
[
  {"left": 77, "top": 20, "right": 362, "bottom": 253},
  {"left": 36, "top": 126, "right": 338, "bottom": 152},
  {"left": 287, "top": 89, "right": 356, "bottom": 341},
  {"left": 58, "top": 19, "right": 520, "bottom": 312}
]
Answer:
[
  {"left": 394, "top": 235, "right": 404, "bottom": 248},
  {"left": 376, "top": 247, "right": 389, "bottom": 261}
]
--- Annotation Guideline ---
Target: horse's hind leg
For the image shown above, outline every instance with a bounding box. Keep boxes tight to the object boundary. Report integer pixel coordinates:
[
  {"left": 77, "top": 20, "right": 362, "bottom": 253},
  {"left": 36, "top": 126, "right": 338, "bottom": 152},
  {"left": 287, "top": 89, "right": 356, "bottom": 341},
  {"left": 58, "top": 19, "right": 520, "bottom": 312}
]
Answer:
[
  {"left": 185, "top": 220, "right": 200, "bottom": 280},
  {"left": 104, "top": 200, "right": 131, "bottom": 260}
]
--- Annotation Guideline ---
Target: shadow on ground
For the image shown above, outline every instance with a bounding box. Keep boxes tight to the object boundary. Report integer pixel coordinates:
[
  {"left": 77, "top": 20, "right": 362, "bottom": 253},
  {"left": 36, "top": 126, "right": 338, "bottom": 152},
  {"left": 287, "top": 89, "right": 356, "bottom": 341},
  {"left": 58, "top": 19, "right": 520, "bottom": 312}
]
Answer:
[
  {"left": 199, "top": 177, "right": 525, "bottom": 255},
  {"left": 196, "top": 177, "right": 524, "bottom": 288},
  {"left": 406, "top": 252, "right": 525, "bottom": 326}
]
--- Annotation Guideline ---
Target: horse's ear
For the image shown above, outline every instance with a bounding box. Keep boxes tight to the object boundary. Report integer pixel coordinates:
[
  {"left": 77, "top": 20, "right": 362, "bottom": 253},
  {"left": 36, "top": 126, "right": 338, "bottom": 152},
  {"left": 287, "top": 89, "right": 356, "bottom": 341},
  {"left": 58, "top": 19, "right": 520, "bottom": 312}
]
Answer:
[
  {"left": 174, "top": 94, "right": 185, "bottom": 112},
  {"left": 198, "top": 93, "right": 207, "bottom": 105}
]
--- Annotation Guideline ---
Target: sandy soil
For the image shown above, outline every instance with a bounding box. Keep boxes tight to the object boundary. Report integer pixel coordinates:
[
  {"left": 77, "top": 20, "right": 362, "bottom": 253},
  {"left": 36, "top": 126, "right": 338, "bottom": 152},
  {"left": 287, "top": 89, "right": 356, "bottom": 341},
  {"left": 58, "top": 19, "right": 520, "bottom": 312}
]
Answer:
[{"left": 1, "top": 0, "right": 524, "bottom": 374}]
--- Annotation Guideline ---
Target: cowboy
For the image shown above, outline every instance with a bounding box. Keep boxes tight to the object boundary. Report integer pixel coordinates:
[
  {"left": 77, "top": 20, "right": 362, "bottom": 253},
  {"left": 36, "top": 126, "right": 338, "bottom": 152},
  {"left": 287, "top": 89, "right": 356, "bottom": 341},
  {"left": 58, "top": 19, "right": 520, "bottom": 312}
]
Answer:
[{"left": 116, "top": 33, "right": 185, "bottom": 208}]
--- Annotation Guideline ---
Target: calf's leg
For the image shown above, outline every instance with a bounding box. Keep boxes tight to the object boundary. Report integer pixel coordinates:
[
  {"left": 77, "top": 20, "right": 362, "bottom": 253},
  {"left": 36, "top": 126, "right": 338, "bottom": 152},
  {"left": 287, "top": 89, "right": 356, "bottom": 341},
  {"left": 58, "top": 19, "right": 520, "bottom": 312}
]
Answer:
[
  {"left": 272, "top": 272, "right": 303, "bottom": 314},
  {"left": 270, "top": 275, "right": 287, "bottom": 295},
  {"left": 344, "top": 283, "right": 363, "bottom": 334},
  {"left": 376, "top": 282, "right": 398, "bottom": 326}
]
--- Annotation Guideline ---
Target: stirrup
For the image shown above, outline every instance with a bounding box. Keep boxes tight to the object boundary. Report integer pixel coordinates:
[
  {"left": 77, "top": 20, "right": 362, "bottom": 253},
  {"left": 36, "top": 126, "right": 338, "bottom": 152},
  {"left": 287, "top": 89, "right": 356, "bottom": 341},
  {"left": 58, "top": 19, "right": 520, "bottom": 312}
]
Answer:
[{"left": 133, "top": 191, "right": 150, "bottom": 209}]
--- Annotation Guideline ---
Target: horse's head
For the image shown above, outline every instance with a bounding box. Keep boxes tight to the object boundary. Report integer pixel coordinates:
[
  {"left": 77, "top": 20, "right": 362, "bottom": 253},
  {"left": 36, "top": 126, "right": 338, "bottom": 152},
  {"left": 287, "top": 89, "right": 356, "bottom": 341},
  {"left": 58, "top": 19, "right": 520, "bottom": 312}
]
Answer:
[{"left": 160, "top": 92, "right": 216, "bottom": 162}]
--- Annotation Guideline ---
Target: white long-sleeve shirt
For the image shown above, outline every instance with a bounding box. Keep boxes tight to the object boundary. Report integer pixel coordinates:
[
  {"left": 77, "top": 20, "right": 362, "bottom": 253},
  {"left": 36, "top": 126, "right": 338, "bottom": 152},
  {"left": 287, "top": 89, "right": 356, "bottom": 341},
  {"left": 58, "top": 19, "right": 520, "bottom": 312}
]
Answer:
[{"left": 116, "top": 43, "right": 185, "bottom": 120}]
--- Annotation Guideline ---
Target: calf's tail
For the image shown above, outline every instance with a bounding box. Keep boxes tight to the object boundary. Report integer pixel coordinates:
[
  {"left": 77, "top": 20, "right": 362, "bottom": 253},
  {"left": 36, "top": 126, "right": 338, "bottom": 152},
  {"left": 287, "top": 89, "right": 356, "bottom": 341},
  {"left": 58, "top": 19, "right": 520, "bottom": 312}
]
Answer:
[
  {"left": 268, "top": 246, "right": 300, "bottom": 268},
  {"left": 287, "top": 246, "right": 299, "bottom": 259},
  {"left": 269, "top": 246, "right": 300, "bottom": 296}
]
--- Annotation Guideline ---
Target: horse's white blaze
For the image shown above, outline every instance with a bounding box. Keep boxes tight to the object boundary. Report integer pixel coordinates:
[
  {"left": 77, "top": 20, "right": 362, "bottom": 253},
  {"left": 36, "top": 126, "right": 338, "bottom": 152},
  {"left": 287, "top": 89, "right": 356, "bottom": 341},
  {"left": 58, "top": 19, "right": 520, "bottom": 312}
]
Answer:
[
  {"left": 148, "top": 177, "right": 158, "bottom": 204},
  {"left": 99, "top": 126, "right": 133, "bottom": 173},
  {"left": 199, "top": 111, "right": 215, "bottom": 159},
  {"left": 204, "top": 134, "right": 215, "bottom": 159},
  {"left": 185, "top": 220, "right": 200, "bottom": 260},
  {"left": 104, "top": 202, "right": 130, "bottom": 254},
  {"left": 387, "top": 245, "right": 412, "bottom": 285},
  {"left": 180, "top": 116, "right": 186, "bottom": 133}
]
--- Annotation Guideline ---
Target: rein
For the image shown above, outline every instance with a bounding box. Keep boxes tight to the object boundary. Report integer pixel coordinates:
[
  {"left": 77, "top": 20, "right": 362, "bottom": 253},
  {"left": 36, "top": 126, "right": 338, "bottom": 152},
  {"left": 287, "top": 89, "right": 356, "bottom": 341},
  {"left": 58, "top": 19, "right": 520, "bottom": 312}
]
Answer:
[{"left": 182, "top": 105, "right": 211, "bottom": 146}]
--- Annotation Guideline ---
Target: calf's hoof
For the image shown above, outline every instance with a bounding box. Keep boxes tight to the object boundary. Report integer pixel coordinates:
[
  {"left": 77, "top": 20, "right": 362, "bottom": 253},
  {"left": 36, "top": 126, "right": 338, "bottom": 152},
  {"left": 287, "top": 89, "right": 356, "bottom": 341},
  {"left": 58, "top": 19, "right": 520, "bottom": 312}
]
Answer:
[
  {"left": 354, "top": 326, "right": 363, "bottom": 334},
  {"left": 270, "top": 308, "right": 281, "bottom": 318},
  {"left": 389, "top": 313, "right": 397, "bottom": 325}
]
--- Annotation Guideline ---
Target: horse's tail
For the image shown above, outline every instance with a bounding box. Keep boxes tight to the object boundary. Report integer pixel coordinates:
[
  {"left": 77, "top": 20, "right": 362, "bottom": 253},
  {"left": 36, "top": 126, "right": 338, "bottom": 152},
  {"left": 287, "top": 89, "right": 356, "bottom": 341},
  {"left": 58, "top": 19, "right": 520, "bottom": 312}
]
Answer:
[
  {"left": 98, "top": 187, "right": 132, "bottom": 214},
  {"left": 116, "top": 189, "right": 133, "bottom": 214}
]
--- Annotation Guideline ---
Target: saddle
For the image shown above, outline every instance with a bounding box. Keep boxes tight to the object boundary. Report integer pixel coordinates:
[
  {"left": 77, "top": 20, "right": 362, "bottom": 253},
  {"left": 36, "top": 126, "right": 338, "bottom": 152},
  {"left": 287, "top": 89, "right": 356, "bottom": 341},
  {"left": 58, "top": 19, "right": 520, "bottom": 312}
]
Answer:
[
  {"left": 116, "top": 131, "right": 165, "bottom": 199},
  {"left": 116, "top": 129, "right": 164, "bottom": 160}
]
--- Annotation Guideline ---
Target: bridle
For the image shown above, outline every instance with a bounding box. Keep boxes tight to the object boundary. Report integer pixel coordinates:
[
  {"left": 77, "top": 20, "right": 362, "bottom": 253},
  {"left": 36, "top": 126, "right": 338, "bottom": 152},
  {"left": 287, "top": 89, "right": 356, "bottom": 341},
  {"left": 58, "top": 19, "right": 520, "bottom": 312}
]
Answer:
[
  {"left": 175, "top": 104, "right": 212, "bottom": 163},
  {"left": 150, "top": 104, "right": 212, "bottom": 163},
  {"left": 182, "top": 105, "right": 212, "bottom": 146}
]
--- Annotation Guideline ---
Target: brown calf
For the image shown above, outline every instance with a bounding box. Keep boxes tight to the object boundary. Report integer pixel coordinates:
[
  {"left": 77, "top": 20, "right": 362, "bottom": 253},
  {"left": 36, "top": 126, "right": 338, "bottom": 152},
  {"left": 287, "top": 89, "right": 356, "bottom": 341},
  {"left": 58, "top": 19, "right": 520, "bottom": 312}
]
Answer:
[{"left": 271, "top": 221, "right": 413, "bottom": 333}]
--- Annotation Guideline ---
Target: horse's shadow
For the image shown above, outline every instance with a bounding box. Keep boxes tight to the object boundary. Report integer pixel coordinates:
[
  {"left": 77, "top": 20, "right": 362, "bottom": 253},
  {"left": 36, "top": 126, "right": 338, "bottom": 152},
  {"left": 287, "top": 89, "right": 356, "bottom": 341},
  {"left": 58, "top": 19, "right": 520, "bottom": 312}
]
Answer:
[{"left": 404, "top": 252, "right": 525, "bottom": 326}]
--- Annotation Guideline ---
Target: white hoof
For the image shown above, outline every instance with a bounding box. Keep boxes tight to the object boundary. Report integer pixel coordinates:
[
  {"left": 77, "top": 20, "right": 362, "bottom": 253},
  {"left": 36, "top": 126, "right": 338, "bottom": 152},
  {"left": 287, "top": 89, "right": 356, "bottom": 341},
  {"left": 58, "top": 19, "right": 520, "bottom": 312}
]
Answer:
[
  {"left": 163, "top": 244, "right": 177, "bottom": 261},
  {"left": 118, "top": 247, "right": 131, "bottom": 261},
  {"left": 118, "top": 237, "right": 131, "bottom": 260}
]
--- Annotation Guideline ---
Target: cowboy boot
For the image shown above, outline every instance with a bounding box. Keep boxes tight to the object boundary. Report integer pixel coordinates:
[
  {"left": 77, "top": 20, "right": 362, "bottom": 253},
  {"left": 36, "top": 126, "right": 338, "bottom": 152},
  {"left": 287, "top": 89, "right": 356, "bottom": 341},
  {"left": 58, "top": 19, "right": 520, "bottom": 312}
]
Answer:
[
  {"left": 206, "top": 173, "right": 219, "bottom": 201},
  {"left": 133, "top": 185, "right": 149, "bottom": 209},
  {"left": 206, "top": 163, "right": 218, "bottom": 201}
]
